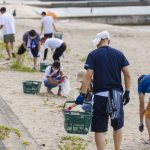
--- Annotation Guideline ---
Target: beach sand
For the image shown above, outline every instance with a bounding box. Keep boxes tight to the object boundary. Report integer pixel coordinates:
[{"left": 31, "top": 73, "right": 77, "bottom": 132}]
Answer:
[{"left": 0, "top": 9, "right": 150, "bottom": 149}]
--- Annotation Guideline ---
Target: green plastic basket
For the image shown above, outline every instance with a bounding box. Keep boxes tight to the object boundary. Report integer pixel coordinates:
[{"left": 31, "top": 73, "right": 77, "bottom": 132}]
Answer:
[
  {"left": 23, "top": 81, "right": 42, "bottom": 94},
  {"left": 54, "top": 32, "right": 63, "bottom": 39},
  {"left": 40, "top": 62, "right": 49, "bottom": 72},
  {"left": 63, "top": 101, "right": 92, "bottom": 134}
]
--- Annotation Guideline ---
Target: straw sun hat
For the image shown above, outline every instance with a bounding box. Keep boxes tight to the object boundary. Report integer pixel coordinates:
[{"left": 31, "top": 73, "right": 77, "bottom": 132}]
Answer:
[{"left": 76, "top": 70, "right": 86, "bottom": 82}]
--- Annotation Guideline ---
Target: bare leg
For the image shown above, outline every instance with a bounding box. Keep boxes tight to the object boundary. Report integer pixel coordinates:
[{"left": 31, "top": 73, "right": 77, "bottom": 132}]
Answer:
[
  {"left": 95, "top": 132, "right": 105, "bottom": 150},
  {"left": 145, "top": 117, "right": 150, "bottom": 143},
  {"left": 47, "top": 89, "right": 54, "bottom": 95},
  {"left": 33, "top": 57, "right": 38, "bottom": 69},
  {"left": 10, "top": 42, "right": 14, "bottom": 52},
  {"left": 5, "top": 42, "right": 11, "bottom": 59},
  {"left": 113, "top": 128, "right": 123, "bottom": 150},
  {"left": 139, "top": 93, "right": 145, "bottom": 123},
  {"left": 10, "top": 42, "right": 15, "bottom": 58}
]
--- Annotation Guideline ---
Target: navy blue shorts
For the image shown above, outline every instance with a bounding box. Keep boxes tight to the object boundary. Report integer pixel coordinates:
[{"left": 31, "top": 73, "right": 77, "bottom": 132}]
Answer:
[
  {"left": 91, "top": 95, "right": 124, "bottom": 132},
  {"left": 17, "top": 44, "right": 39, "bottom": 58}
]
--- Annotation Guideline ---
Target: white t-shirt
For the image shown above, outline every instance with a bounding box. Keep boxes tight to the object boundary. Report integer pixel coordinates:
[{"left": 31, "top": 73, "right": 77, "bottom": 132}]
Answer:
[
  {"left": 44, "top": 38, "right": 63, "bottom": 49},
  {"left": 44, "top": 65, "right": 63, "bottom": 81},
  {"left": 0, "top": 13, "right": 15, "bottom": 35},
  {"left": 41, "top": 16, "right": 54, "bottom": 34}
]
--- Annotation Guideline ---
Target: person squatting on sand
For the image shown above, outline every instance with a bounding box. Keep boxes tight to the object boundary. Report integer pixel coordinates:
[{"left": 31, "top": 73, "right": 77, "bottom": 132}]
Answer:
[
  {"left": 43, "top": 38, "right": 66, "bottom": 61},
  {"left": 72, "top": 31, "right": 131, "bottom": 150},
  {"left": 43, "top": 60, "right": 67, "bottom": 96},
  {"left": 0, "top": 7, "right": 15, "bottom": 60},
  {"left": 138, "top": 74, "right": 150, "bottom": 145},
  {"left": 67, "top": 69, "right": 93, "bottom": 112},
  {"left": 40, "top": 11, "right": 57, "bottom": 39},
  {"left": 16, "top": 30, "right": 41, "bottom": 70}
]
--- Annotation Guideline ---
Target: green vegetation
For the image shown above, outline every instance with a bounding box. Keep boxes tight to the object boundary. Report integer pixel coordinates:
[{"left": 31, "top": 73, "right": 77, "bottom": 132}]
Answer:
[
  {"left": 0, "top": 53, "right": 4, "bottom": 59},
  {"left": 43, "top": 94, "right": 49, "bottom": 106},
  {"left": 0, "top": 125, "right": 21, "bottom": 140},
  {"left": 32, "top": 107, "right": 37, "bottom": 112},
  {"left": 78, "top": 57, "right": 86, "bottom": 62},
  {"left": 0, "top": 41, "right": 5, "bottom": 50},
  {"left": 57, "top": 104, "right": 64, "bottom": 109},
  {"left": 22, "top": 141, "right": 30, "bottom": 146},
  {"left": 11, "top": 128, "right": 21, "bottom": 138},
  {"left": 66, "top": 48, "right": 71, "bottom": 52},
  {"left": 58, "top": 136, "right": 86, "bottom": 150},
  {"left": 74, "top": 53, "right": 86, "bottom": 62},
  {"left": 10, "top": 61, "right": 37, "bottom": 73}
]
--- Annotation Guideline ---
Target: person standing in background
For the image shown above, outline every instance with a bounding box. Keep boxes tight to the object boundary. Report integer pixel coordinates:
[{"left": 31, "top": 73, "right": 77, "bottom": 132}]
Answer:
[
  {"left": 40, "top": 11, "right": 57, "bottom": 39},
  {"left": 0, "top": 7, "right": 15, "bottom": 60},
  {"left": 43, "top": 38, "right": 66, "bottom": 61}
]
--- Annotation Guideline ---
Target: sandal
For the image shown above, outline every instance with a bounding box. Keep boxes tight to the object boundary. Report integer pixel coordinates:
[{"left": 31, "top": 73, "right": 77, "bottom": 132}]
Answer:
[{"left": 141, "top": 139, "right": 150, "bottom": 145}]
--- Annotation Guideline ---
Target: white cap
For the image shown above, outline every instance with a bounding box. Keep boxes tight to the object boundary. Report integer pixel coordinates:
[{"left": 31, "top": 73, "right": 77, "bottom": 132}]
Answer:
[{"left": 93, "top": 31, "right": 110, "bottom": 47}]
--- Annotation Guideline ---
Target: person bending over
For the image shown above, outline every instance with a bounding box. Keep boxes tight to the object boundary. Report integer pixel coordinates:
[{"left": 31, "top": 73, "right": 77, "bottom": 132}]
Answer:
[
  {"left": 43, "top": 38, "right": 66, "bottom": 61},
  {"left": 16, "top": 30, "right": 41, "bottom": 70}
]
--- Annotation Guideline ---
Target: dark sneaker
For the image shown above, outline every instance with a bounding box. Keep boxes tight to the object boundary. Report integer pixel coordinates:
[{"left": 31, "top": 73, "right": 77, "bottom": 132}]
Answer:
[
  {"left": 6, "top": 58, "right": 11, "bottom": 60},
  {"left": 11, "top": 52, "right": 16, "bottom": 58}
]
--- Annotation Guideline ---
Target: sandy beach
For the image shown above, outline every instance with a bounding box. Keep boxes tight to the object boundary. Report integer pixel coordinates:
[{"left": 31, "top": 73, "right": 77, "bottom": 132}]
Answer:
[{"left": 0, "top": 3, "right": 150, "bottom": 149}]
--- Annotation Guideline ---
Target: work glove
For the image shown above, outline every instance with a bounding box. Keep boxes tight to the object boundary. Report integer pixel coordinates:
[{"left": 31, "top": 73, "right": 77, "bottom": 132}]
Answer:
[
  {"left": 123, "top": 91, "right": 130, "bottom": 105},
  {"left": 65, "top": 106, "right": 72, "bottom": 111},
  {"left": 139, "top": 122, "right": 144, "bottom": 132},
  {"left": 75, "top": 93, "right": 86, "bottom": 105},
  {"left": 58, "top": 77, "right": 65, "bottom": 83}
]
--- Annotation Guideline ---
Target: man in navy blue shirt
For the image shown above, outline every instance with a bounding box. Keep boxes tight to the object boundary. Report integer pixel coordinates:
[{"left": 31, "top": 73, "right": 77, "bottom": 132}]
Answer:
[
  {"left": 138, "top": 75, "right": 150, "bottom": 144},
  {"left": 75, "top": 31, "right": 131, "bottom": 150}
]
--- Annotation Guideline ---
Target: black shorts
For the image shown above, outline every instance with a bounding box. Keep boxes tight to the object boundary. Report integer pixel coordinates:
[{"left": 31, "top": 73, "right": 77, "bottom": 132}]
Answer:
[
  {"left": 91, "top": 95, "right": 124, "bottom": 132},
  {"left": 17, "top": 44, "right": 39, "bottom": 58},
  {"left": 53, "top": 42, "right": 66, "bottom": 61},
  {"left": 44, "top": 33, "right": 53, "bottom": 39}
]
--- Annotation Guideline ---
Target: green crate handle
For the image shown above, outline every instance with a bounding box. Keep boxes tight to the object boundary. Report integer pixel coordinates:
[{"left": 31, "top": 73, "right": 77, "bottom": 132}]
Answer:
[{"left": 63, "top": 100, "right": 93, "bottom": 113}]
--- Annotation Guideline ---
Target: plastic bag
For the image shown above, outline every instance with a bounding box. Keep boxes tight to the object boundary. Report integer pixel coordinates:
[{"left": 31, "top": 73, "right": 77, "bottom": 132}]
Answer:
[{"left": 60, "top": 78, "right": 71, "bottom": 97}]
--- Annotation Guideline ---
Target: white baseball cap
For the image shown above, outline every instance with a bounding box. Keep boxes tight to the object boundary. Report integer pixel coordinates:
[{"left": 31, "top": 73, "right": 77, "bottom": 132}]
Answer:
[{"left": 93, "top": 30, "right": 110, "bottom": 47}]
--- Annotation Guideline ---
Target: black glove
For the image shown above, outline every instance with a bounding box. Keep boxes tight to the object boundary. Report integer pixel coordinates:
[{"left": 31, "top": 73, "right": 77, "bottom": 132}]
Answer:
[
  {"left": 139, "top": 122, "right": 144, "bottom": 132},
  {"left": 123, "top": 91, "right": 130, "bottom": 105}
]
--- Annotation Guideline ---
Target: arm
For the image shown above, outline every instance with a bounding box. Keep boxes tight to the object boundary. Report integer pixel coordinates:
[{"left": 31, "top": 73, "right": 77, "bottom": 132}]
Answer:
[
  {"left": 52, "top": 23, "right": 57, "bottom": 32},
  {"left": 40, "top": 23, "right": 44, "bottom": 35},
  {"left": 80, "top": 69, "right": 93, "bottom": 93},
  {"left": 122, "top": 66, "right": 131, "bottom": 91},
  {"left": 60, "top": 71, "right": 64, "bottom": 76},
  {"left": 75, "top": 69, "right": 93, "bottom": 105},
  {"left": 0, "top": 25, "right": 3, "bottom": 30},
  {"left": 47, "top": 77, "right": 59, "bottom": 86},
  {"left": 38, "top": 41, "right": 41, "bottom": 52},
  {"left": 139, "top": 93, "right": 145, "bottom": 123},
  {"left": 23, "top": 42, "right": 27, "bottom": 50},
  {"left": 43, "top": 48, "right": 48, "bottom": 60}
]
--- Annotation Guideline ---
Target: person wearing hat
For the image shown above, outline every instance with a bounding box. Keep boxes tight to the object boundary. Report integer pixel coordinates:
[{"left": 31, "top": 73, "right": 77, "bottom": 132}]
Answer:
[
  {"left": 0, "top": 7, "right": 15, "bottom": 60},
  {"left": 138, "top": 74, "right": 150, "bottom": 145},
  {"left": 67, "top": 69, "right": 93, "bottom": 112},
  {"left": 16, "top": 30, "right": 41, "bottom": 70},
  {"left": 73, "top": 31, "right": 131, "bottom": 150}
]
